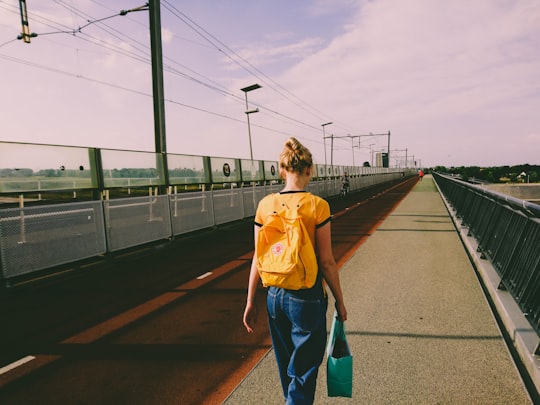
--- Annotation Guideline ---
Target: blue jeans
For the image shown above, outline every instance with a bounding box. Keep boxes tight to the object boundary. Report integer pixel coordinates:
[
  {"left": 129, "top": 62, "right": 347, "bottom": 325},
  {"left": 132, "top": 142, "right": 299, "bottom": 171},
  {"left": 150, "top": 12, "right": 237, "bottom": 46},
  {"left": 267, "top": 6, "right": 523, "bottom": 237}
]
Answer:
[{"left": 267, "top": 285, "right": 328, "bottom": 405}]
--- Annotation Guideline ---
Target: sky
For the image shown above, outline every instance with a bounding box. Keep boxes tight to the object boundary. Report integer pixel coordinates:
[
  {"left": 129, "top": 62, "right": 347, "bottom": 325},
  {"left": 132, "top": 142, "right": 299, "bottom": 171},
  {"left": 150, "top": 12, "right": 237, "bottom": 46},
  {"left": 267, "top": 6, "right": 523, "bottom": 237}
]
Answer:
[{"left": 1, "top": 0, "right": 539, "bottom": 169}]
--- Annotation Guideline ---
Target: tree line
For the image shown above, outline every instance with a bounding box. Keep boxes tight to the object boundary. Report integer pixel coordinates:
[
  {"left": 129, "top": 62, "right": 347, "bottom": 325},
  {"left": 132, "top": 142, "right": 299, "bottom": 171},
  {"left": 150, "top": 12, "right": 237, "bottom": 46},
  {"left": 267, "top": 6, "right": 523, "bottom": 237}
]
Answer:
[
  {"left": 1, "top": 167, "right": 201, "bottom": 179},
  {"left": 431, "top": 164, "right": 539, "bottom": 183}
]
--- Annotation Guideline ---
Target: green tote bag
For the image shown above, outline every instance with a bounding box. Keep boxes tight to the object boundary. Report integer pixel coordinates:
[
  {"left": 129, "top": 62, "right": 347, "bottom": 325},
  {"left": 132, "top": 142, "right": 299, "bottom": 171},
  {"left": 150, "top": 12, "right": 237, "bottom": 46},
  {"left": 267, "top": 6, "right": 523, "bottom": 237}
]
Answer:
[{"left": 326, "top": 313, "right": 353, "bottom": 397}]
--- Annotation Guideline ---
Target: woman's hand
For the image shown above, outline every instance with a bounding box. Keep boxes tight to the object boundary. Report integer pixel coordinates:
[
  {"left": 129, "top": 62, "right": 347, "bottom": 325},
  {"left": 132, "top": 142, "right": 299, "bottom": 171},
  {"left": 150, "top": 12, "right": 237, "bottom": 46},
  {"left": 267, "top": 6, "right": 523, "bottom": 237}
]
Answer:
[
  {"left": 243, "top": 301, "right": 258, "bottom": 333},
  {"left": 335, "top": 301, "right": 347, "bottom": 322}
]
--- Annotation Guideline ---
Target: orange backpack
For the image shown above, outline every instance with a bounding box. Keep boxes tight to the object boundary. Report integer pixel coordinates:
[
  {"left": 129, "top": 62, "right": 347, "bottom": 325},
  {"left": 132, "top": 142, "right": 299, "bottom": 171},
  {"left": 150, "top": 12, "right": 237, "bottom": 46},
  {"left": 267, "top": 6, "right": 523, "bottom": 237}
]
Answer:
[{"left": 256, "top": 194, "right": 318, "bottom": 290}]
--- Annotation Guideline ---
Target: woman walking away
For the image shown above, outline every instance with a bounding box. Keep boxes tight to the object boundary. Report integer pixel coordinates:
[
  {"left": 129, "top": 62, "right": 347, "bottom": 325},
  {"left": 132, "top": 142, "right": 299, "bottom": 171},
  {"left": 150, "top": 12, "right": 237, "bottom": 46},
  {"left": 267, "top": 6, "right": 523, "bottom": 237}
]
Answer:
[{"left": 243, "top": 137, "right": 347, "bottom": 405}]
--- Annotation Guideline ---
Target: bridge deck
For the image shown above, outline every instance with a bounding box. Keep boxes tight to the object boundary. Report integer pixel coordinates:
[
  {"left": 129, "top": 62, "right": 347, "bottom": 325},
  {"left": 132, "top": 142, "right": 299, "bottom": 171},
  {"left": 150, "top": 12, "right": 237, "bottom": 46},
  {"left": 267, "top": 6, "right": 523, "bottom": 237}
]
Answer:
[{"left": 224, "top": 175, "right": 534, "bottom": 404}]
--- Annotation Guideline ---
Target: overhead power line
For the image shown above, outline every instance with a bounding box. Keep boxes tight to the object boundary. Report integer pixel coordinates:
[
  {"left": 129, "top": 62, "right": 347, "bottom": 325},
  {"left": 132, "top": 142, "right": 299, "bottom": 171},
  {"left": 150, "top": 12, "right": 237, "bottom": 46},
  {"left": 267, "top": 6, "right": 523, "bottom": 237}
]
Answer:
[
  {"left": 1, "top": 2, "right": 375, "bottom": 149},
  {"left": 35, "top": 3, "right": 147, "bottom": 37},
  {"left": 161, "top": 1, "right": 333, "bottom": 126},
  {"left": 0, "top": 51, "right": 249, "bottom": 126}
]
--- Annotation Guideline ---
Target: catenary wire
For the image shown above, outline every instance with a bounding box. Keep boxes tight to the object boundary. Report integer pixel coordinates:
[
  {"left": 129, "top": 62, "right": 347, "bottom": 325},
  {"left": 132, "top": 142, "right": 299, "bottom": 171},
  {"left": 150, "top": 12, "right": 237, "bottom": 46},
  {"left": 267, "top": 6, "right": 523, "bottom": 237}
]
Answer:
[
  {"left": 5, "top": 2, "right": 329, "bottom": 139},
  {"left": 2, "top": 2, "right": 378, "bottom": 154}
]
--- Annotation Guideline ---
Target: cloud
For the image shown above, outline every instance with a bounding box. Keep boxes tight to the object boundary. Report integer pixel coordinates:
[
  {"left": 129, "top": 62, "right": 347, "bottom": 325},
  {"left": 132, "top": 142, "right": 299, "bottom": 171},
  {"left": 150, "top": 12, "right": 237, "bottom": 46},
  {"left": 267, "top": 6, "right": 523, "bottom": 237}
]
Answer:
[
  {"left": 307, "top": 0, "right": 359, "bottom": 18},
  {"left": 1, "top": 0, "right": 539, "bottom": 167},
  {"left": 269, "top": 0, "right": 540, "bottom": 166},
  {"left": 234, "top": 37, "right": 325, "bottom": 73}
]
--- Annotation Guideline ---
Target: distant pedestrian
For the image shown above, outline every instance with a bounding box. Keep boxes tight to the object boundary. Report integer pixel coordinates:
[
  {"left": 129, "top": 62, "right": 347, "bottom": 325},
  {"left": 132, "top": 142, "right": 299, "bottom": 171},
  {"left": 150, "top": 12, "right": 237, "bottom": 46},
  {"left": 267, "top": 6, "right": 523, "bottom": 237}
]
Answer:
[
  {"left": 419, "top": 169, "right": 424, "bottom": 181},
  {"left": 243, "top": 137, "right": 347, "bottom": 405},
  {"left": 340, "top": 171, "right": 350, "bottom": 196}
]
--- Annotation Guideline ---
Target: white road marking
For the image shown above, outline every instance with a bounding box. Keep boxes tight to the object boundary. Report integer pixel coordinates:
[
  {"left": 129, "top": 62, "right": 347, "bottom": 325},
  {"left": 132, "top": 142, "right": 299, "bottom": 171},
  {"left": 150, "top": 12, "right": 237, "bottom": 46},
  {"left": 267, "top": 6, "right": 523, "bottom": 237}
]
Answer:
[
  {"left": 0, "top": 355, "right": 36, "bottom": 375},
  {"left": 197, "top": 272, "right": 213, "bottom": 280}
]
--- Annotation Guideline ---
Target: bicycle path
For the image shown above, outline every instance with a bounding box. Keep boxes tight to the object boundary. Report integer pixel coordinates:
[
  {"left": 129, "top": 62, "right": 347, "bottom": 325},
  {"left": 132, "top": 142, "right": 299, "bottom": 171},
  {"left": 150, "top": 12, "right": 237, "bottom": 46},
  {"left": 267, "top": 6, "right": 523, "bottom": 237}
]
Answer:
[{"left": 224, "top": 175, "right": 533, "bottom": 404}]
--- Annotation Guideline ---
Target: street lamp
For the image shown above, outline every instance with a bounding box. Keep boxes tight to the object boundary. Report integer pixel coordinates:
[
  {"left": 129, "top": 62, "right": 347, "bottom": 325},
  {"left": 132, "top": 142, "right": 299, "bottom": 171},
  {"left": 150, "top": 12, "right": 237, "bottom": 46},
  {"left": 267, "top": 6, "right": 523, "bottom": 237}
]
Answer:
[
  {"left": 241, "top": 83, "right": 262, "bottom": 160},
  {"left": 321, "top": 122, "right": 332, "bottom": 167}
]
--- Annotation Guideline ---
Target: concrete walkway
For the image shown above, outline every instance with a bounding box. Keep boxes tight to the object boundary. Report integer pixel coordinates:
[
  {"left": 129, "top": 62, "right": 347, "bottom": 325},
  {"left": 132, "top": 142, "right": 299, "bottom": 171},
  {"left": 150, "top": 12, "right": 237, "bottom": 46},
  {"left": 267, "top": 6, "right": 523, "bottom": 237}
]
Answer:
[{"left": 224, "top": 175, "right": 533, "bottom": 404}]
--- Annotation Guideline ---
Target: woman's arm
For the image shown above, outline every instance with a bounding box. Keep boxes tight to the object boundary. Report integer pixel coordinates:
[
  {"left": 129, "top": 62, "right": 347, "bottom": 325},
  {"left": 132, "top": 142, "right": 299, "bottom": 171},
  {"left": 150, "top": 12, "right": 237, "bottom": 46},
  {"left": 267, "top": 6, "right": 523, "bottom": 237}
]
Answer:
[
  {"left": 243, "top": 225, "right": 261, "bottom": 333},
  {"left": 316, "top": 221, "right": 347, "bottom": 321}
]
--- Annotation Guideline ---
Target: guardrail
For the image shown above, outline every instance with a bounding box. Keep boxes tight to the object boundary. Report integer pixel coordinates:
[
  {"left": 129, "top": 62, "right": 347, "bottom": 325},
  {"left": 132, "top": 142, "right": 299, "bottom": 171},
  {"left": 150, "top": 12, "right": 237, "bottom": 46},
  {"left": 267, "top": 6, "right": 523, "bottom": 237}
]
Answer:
[
  {"left": 433, "top": 172, "right": 540, "bottom": 341},
  {"left": 0, "top": 169, "right": 411, "bottom": 285},
  {"left": 1, "top": 140, "right": 415, "bottom": 284},
  {"left": 0, "top": 140, "right": 398, "bottom": 197}
]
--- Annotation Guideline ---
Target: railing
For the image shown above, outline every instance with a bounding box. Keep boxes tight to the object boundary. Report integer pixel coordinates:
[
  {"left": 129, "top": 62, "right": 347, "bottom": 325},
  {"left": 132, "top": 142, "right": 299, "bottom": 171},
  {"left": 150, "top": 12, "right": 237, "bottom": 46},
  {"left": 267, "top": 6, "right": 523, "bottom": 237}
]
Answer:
[
  {"left": 0, "top": 140, "right": 395, "bottom": 197},
  {"left": 0, "top": 141, "right": 415, "bottom": 284},
  {"left": 433, "top": 172, "right": 540, "bottom": 339},
  {"left": 0, "top": 175, "right": 407, "bottom": 283}
]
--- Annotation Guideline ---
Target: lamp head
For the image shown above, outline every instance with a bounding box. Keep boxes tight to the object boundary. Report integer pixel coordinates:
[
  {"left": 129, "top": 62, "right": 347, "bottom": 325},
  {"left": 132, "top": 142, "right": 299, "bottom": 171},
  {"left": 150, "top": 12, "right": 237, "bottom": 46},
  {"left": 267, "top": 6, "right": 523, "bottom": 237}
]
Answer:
[{"left": 241, "top": 84, "right": 262, "bottom": 93}]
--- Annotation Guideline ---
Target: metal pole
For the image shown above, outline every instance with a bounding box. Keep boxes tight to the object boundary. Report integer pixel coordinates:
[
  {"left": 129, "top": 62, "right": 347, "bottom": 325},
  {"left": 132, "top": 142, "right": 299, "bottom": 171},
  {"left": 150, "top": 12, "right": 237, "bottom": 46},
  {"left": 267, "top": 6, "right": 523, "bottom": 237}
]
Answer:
[
  {"left": 18, "top": 0, "right": 32, "bottom": 43},
  {"left": 405, "top": 148, "right": 408, "bottom": 168},
  {"left": 330, "top": 135, "right": 334, "bottom": 167},
  {"left": 244, "top": 92, "right": 253, "bottom": 161},
  {"left": 323, "top": 127, "right": 327, "bottom": 167},
  {"left": 351, "top": 138, "right": 355, "bottom": 166},
  {"left": 322, "top": 122, "right": 332, "bottom": 168},
  {"left": 387, "top": 131, "right": 391, "bottom": 168},
  {"left": 149, "top": 0, "right": 169, "bottom": 187},
  {"left": 241, "top": 84, "right": 261, "bottom": 161}
]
